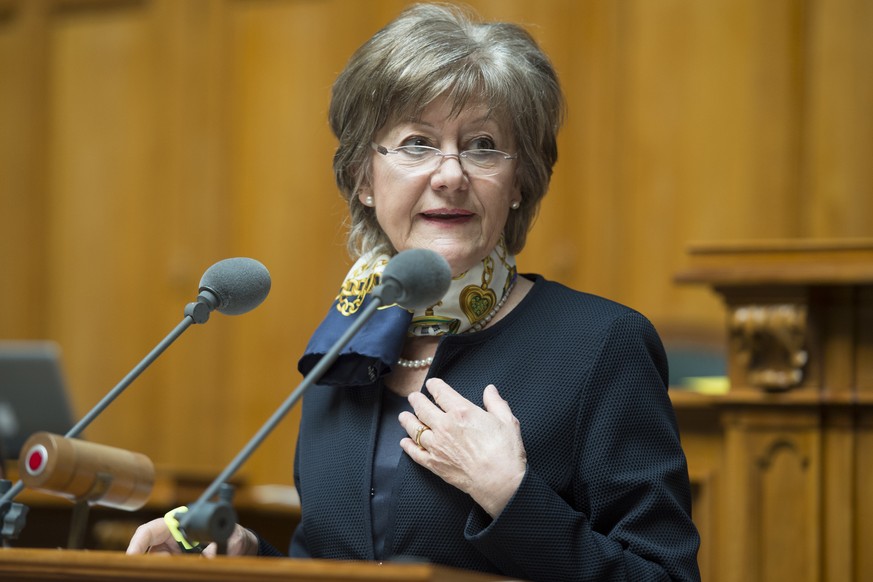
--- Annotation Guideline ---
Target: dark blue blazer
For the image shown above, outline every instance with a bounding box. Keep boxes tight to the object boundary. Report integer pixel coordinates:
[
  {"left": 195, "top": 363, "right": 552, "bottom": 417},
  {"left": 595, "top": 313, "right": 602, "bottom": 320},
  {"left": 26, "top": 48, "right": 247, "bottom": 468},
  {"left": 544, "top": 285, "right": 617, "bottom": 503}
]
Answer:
[{"left": 288, "top": 276, "right": 701, "bottom": 582}]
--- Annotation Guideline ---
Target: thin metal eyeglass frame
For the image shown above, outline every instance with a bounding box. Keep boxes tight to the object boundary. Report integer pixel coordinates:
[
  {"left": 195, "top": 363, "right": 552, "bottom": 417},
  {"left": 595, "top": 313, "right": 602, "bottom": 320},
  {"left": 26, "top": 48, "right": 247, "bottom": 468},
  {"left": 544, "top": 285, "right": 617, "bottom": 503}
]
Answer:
[{"left": 371, "top": 142, "right": 517, "bottom": 176}]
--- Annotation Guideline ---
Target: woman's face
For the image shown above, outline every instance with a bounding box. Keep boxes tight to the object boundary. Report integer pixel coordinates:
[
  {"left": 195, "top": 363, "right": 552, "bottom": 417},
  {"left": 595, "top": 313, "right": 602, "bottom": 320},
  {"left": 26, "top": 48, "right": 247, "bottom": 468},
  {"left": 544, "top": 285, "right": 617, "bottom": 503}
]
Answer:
[{"left": 361, "top": 97, "right": 520, "bottom": 276}]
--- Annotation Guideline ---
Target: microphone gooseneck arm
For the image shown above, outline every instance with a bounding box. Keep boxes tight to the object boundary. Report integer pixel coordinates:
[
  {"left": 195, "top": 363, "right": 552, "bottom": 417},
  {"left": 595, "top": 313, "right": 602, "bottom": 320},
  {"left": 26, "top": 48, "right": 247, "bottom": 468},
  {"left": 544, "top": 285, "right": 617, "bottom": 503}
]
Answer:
[{"left": 179, "top": 294, "right": 390, "bottom": 549}]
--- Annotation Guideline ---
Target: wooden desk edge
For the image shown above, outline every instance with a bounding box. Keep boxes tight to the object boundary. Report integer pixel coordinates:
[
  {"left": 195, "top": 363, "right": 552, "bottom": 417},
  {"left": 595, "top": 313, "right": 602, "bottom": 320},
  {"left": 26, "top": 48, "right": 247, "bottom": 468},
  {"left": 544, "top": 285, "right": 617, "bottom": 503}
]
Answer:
[{"left": 0, "top": 548, "right": 516, "bottom": 582}]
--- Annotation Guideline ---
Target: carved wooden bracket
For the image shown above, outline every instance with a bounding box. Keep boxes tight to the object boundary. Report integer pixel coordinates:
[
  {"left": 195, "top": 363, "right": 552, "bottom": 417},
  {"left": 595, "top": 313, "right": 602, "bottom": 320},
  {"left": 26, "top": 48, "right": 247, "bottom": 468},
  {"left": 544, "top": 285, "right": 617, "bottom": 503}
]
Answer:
[{"left": 730, "top": 304, "right": 808, "bottom": 391}]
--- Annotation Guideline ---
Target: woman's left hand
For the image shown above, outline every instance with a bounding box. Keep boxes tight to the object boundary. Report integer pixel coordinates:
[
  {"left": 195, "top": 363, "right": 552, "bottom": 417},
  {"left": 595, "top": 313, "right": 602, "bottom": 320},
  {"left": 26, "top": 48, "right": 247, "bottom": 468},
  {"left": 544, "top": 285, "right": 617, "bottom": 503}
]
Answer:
[{"left": 399, "top": 378, "right": 527, "bottom": 518}]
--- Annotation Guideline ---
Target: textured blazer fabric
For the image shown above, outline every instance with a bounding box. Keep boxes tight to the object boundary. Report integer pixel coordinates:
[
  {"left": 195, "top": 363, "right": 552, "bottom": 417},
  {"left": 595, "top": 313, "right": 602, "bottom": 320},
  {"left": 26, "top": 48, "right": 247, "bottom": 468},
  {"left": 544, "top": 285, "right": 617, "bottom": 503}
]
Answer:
[{"left": 290, "top": 275, "right": 701, "bottom": 582}]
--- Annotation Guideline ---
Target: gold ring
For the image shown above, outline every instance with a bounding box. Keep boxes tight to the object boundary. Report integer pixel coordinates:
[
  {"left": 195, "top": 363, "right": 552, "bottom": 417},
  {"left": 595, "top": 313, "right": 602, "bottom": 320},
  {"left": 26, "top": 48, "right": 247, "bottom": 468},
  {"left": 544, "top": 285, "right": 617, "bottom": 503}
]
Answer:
[{"left": 414, "top": 424, "right": 431, "bottom": 449}]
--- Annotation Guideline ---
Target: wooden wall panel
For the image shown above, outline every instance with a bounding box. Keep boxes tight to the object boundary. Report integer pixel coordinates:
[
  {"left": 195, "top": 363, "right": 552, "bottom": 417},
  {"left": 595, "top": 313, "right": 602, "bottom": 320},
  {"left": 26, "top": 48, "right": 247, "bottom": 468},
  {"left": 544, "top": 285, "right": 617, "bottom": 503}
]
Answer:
[
  {"left": 36, "top": 0, "right": 242, "bottom": 477},
  {"left": 857, "top": 413, "right": 873, "bottom": 579},
  {"left": 803, "top": 0, "right": 873, "bottom": 238},
  {"left": 723, "top": 411, "right": 823, "bottom": 582},
  {"left": 0, "top": 1, "right": 47, "bottom": 338},
  {"left": 554, "top": 1, "right": 624, "bottom": 298},
  {"left": 221, "top": 0, "right": 364, "bottom": 486},
  {"left": 821, "top": 410, "right": 856, "bottom": 581},
  {"left": 673, "top": 404, "right": 722, "bottom": 581},
  {"left": 145, "top": 0, "right": 236, "bottom": 474},
  {"left": 44, "top": 0, "right": 163, "bottom": 456},
  {"left": 618, "top": 0, "right": 807, "bottom": 327}
]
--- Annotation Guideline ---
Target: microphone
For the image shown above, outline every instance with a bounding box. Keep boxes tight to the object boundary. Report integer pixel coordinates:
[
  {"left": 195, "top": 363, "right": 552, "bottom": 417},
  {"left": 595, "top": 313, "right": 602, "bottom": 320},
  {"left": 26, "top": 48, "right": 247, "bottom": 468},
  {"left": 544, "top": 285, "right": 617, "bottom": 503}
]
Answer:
[
  {"left": 197, "top": 257, "right": 271, "bottom": 316},
  {"left": 373, "top": 248, "right": 452, "bottom": 309},
  {"left": 19, "top": 432, "right": 154, "bottom": 511},
  {"left": 177, "top": 249, "right": 451, "bottom": 552},
  {"left": 0, "top": 258, "right": 271, "bottom": 539}
]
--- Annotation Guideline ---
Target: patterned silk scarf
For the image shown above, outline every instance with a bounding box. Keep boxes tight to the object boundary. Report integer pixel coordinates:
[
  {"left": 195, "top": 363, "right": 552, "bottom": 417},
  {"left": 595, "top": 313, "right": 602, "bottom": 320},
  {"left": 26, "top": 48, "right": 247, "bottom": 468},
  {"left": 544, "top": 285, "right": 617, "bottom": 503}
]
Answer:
[{"left": 298, "top": 239, "right": 517, "bottom": 386}]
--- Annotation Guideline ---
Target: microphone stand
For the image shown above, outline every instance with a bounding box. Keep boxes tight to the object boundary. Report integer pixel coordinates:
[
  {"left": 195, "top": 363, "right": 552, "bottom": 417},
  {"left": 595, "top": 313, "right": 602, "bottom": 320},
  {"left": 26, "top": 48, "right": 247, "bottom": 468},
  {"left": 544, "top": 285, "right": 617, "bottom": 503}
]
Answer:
[
  {"left": 179, "top": 295, "right": 389, "bottom": 553},
  {"left": 0, "top": 296, "right": 218, "bottom": 546}
]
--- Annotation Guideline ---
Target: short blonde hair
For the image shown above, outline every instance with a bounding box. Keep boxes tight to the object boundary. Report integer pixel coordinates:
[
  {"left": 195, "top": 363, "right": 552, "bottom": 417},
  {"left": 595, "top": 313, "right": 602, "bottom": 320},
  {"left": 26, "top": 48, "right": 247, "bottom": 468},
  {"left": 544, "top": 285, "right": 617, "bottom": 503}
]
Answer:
[{"left": 330, "top": 2, "right": 564, "bottom": 257}]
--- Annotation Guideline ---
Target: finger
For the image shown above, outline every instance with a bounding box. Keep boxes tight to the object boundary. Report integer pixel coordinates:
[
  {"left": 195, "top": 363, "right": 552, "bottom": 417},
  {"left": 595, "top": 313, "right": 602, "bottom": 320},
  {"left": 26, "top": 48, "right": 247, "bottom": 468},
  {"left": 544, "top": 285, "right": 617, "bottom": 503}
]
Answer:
[
  {"left": 126, "top": 533, "right": 150, "bottom": 555},
  {"left": 126, "top": 518, "right": 174, "bottom": 555},
  {"left": 407, "top": 390, "right": 443, "bottom": 428},
  {"left": 232, "top": 526, "right": 259, "bottom": 556},
  {"left": 482, "top": 384, "right": 514, "bottom": 421},
  {"left": 195, "top": 525, "right": 256, "bottom": 557},
  {"left": 398, "top": 410, "right": 424, "bottom": 438},
  {"left": 398, "top": 411, "right": 430, "bottom": 440},
  {"left": 423, "top": 377, "right": 469, "bottom": 410},
  {"left": 398, "top": 411, "right": 432, "bottom": 449},
  {"left": 201, "top": 542, "right": 218, "bottom": 558},
  {"left": 400, "top": 434, "right": 432, "bottom": 465}
]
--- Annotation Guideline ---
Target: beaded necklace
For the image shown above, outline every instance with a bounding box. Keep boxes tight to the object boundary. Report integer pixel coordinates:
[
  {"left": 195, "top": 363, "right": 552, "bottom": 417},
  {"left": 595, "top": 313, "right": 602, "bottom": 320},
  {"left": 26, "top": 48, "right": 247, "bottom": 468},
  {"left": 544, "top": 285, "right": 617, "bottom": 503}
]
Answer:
[{"left": 396, "top": 277, "right": 516, "bottom": 369}]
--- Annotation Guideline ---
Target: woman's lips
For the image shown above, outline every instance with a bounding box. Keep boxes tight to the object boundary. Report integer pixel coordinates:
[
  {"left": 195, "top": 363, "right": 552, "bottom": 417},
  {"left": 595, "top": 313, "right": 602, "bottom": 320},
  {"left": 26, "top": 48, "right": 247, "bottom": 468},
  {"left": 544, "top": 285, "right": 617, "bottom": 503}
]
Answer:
[{"left": 421, "top": 209, "right": 474, "bottom": 222}]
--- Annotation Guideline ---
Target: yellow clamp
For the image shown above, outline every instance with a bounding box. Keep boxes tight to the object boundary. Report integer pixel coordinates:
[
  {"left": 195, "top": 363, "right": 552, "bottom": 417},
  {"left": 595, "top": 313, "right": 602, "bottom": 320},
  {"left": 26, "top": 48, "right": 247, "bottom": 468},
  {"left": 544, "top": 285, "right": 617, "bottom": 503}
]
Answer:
[{"left": 164, "top": 506, "right": 203, "bottom": 553}]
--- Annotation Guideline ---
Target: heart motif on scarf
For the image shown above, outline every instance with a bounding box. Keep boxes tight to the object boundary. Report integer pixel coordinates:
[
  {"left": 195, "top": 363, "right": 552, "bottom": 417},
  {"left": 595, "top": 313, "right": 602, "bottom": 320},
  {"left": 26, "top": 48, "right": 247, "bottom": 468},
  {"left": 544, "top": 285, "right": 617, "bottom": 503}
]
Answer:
[{"left": 459, "top": 285, "right": 497, "bottom": 326}]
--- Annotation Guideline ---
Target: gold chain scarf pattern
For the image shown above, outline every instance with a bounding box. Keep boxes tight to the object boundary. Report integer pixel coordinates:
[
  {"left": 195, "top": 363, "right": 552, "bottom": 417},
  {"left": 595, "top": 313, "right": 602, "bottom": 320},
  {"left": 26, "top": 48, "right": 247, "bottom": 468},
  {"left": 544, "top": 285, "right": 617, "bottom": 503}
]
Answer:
[{"left": 335, "top": 239, "right": 516, "bottom": 336}]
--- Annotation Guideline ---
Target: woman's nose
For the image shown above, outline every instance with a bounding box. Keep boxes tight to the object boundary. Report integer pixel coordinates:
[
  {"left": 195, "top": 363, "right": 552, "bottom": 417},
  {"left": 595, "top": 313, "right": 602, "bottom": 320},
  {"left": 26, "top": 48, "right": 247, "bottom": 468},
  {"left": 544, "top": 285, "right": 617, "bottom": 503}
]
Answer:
[{"left": 430, "top": 153, "right": 468, "bottom": 190}]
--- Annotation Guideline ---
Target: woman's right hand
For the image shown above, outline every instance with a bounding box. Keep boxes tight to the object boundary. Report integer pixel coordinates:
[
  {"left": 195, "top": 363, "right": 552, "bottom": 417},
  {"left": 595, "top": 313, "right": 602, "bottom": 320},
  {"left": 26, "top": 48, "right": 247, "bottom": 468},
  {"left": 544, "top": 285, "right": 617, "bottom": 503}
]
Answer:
[
  {"left": 126, "top": 517, "right": 182, "bottom": 555},
  {"left": 126, "top": 517, "right": 259, "bottom": 557}
]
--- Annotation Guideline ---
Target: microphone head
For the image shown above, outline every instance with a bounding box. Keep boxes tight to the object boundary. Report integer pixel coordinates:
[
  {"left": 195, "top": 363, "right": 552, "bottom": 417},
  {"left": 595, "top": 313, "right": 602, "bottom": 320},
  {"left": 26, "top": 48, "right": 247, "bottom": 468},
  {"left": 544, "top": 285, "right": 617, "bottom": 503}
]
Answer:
[
  {"left": 198, "top": 257, "right": 271, "bottom": 315},
  {"left": 377, "top": 249, "right": 452, "bottom": 310}
]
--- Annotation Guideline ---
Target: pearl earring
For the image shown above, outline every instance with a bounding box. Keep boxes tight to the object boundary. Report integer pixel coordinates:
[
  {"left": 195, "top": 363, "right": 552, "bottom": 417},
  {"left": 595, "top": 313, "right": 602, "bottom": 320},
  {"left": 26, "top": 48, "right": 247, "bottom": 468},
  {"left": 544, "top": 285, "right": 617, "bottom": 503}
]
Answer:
[
  {"left": 510, "top": 200, "right": 520, "bottom": 210},
  {"left": 365, "top": 196, "right": 374, "bottom": 206}
]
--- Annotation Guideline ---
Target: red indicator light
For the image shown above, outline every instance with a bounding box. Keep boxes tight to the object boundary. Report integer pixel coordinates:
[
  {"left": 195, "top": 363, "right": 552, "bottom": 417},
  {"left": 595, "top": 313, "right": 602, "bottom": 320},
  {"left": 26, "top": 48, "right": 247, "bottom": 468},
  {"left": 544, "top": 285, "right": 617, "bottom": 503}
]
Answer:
[{"left": 25, "top": 444, "right": 48, "bottom": 475}]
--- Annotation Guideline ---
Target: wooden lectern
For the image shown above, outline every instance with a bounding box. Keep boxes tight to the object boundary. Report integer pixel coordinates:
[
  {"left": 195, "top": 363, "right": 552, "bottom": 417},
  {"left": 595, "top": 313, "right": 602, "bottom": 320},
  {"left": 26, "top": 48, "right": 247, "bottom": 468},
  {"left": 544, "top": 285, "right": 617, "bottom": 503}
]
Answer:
[
  {"left": 673, "top": 239, "right": 873, "bottom": 582},
  {"left": 0, "top": 548, "right": 515, "bottom": 582}
]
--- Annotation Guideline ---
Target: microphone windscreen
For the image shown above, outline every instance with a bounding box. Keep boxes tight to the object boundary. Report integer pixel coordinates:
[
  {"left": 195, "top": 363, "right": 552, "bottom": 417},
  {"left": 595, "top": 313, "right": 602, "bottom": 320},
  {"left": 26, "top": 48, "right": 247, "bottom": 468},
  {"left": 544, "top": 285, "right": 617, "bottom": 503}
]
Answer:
[
  {"left": 379, "top": 249, "right": 451, "bottom": 310},
  {"left": 199, "top": 257, "right": 271, "bottom": 315}
]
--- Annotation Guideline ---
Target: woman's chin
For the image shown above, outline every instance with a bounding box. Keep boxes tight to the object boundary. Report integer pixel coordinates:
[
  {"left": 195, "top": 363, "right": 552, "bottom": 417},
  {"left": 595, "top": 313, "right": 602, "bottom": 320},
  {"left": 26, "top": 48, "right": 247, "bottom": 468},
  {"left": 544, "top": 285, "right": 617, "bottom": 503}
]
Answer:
[{"left": 419, "top": 245, "right": 489, "bottom": 277}]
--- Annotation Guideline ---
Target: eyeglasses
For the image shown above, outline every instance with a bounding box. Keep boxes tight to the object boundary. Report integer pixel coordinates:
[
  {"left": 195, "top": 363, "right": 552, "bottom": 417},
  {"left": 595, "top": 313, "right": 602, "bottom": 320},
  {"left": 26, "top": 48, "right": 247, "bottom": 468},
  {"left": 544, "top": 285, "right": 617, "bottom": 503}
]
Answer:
[{"left": 371, "top": 143, "right": 517, "bottom": 177}]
